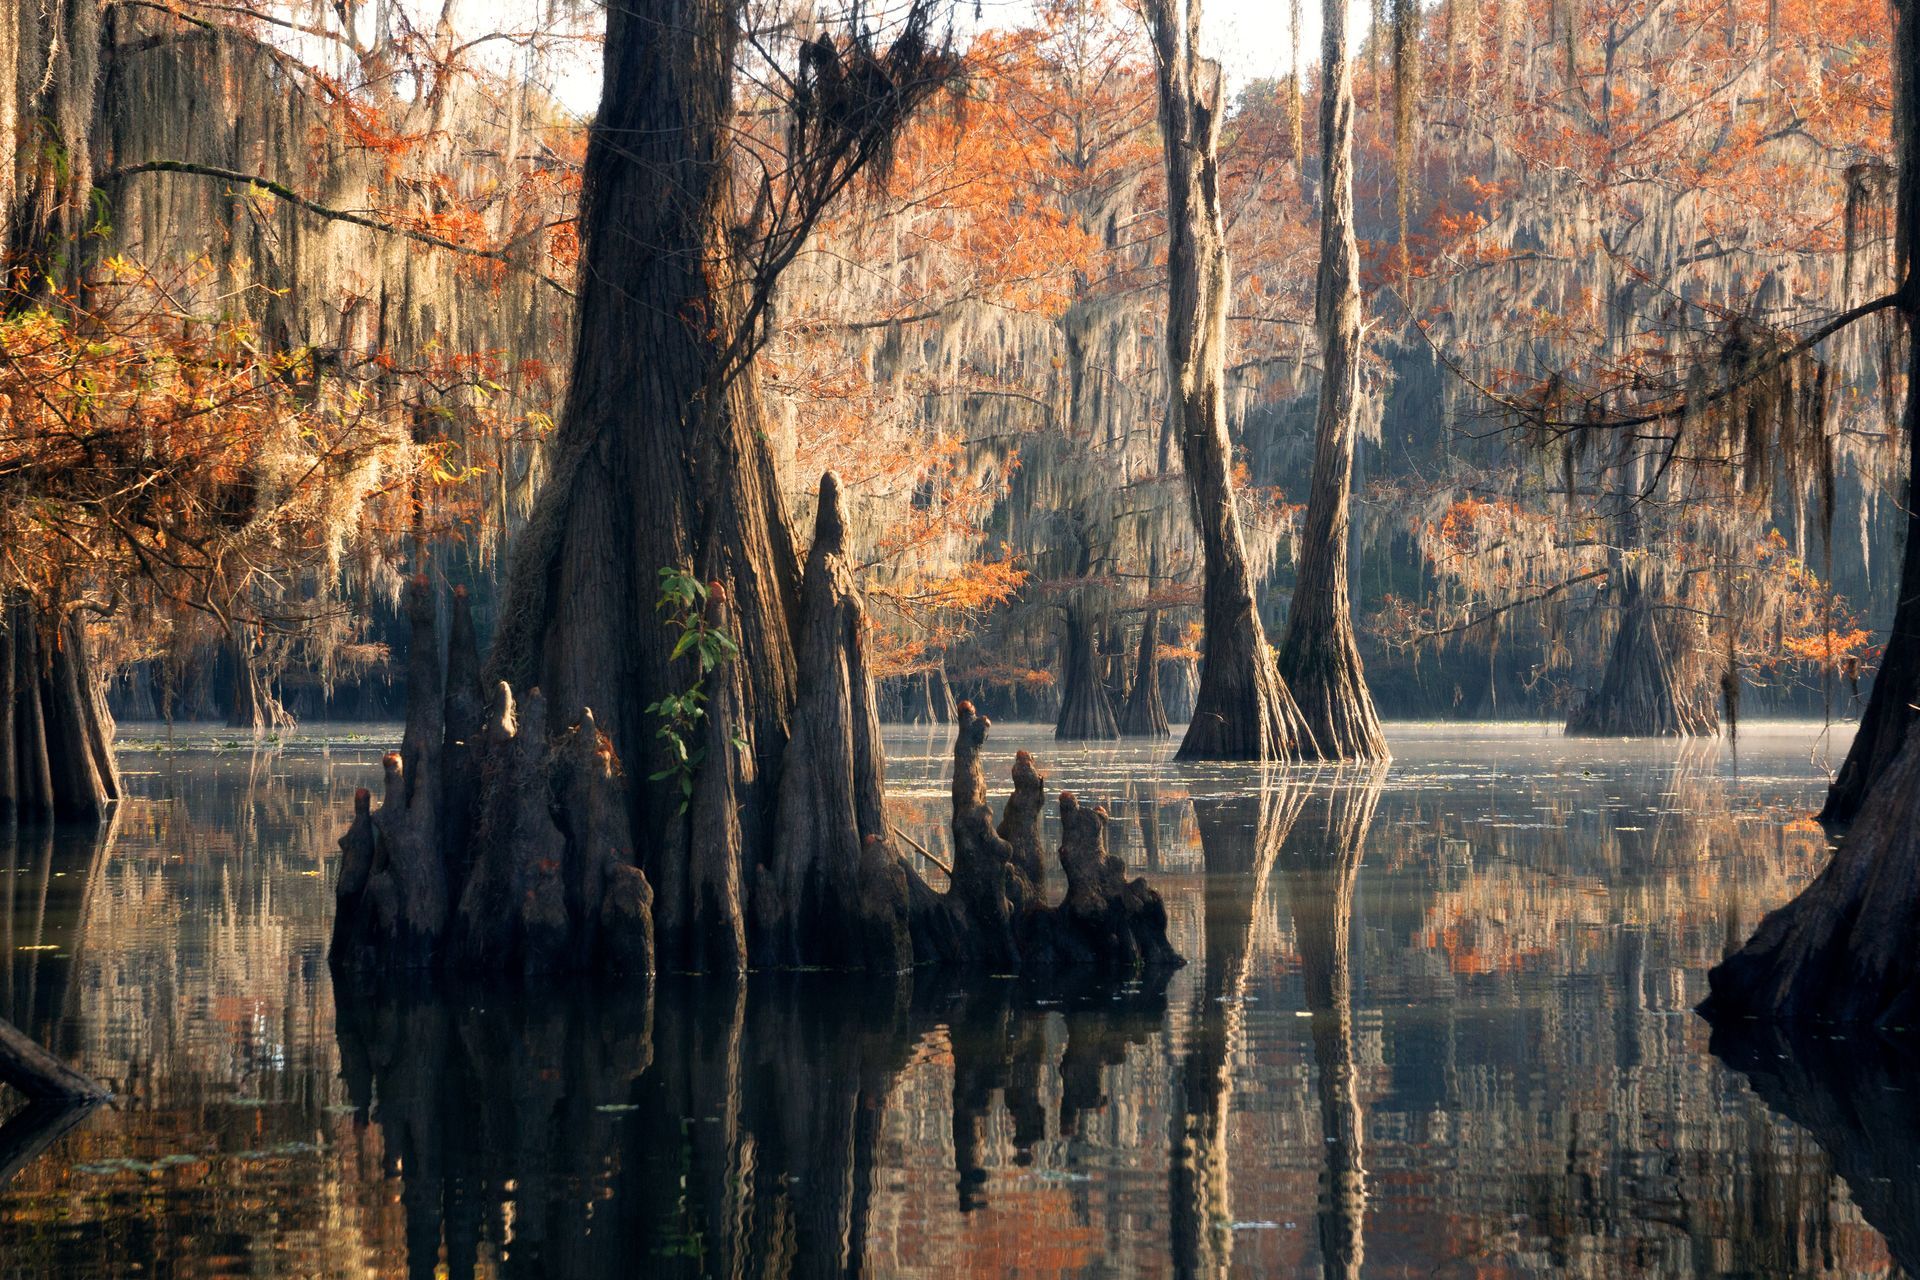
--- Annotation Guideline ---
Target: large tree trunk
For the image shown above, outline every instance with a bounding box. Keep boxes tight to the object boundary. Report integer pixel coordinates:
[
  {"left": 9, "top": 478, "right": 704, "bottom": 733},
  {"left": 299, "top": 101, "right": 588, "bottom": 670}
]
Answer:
[
  {"left": 1054, "top": 601, "right": 1119, "bottom": 740},
  {"left": 1824, "top": 2, "right": 1920, "bottom": 822},
  {"left": 0, "top": 604, "right": 118, "bottom": 825},
  {"left": 1277, "top": 0, "right": 1387, "bottom": 763},
  {"left": 0, "top": 4, "right": 118, "bottom": 827},
  {"left": 1145, "top": 0, "right": 1314, "bottom": 763},
  {"left": 1565, "top": 568, "right": 1718, "bottom": 737},
  {"left": 481, "top": 0, "right": 800, "bottom": 967}
]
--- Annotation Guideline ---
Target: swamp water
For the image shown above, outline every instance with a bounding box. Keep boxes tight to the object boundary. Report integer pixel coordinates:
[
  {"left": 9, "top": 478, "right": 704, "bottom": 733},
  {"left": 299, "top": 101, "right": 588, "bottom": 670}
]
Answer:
[{"left": 0, "top": 721, "right": 1913, "bottom": 1278}]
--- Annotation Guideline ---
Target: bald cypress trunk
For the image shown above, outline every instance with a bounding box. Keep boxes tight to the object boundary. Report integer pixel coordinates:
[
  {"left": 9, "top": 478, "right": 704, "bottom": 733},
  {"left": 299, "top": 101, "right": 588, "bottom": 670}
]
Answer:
[
  {"left": 1145, "top": 0, "right": 1313, "bottom": 763},
  {"left": 1705, "top": 0, "right": 1920, "bottom": 1019},
  {"left": 481, "top": 0, "right": 800, "bottom": 971},
  {"left": 1120, "top": 610, "right": 1170, "bottom": 737},
  {"left": 1278, "top": 0, "right": 1387, "bottom": 763},
  {"left": 1055, "top": 602, "right": 1118, "bottom": 740},
  {"left": 0, "top": 5, "right": 117, "bottom": 827},
  {"left": 1825, "top": 2, "right": 1920, "bottom": 822}
]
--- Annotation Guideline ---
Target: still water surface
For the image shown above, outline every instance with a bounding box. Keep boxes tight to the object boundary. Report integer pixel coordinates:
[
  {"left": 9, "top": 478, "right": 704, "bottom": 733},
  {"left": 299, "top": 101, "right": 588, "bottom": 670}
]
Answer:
[{"left": 1, "top": 721, "right": 1913, "bottom": 1278}]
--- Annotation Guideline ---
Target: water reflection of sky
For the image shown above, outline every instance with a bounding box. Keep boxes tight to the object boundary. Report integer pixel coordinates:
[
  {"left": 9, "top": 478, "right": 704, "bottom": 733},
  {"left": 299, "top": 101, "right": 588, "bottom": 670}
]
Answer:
[{"left": 2, "top": 720, "right": 1910, "bottom": 1278}]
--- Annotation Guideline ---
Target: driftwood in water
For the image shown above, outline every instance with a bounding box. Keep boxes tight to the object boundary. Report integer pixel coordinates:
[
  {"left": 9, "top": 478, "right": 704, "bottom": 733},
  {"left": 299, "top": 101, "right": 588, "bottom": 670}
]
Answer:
[
  {"left": 0, "top": 1015, "right": 107, "bottom": 1101},
  {"left": 1703, "top": 720, "right": 1920, "bottom": 1025}
]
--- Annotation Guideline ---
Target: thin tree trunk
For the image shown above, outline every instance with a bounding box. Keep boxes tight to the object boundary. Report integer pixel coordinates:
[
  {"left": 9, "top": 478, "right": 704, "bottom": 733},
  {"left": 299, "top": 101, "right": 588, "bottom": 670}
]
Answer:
[
  {"left": 1278, "top": 0, "right": 1388, "bottom": 762},
  {"left": 1146, "top": 0, "right": 1313, "bottom": 763}
]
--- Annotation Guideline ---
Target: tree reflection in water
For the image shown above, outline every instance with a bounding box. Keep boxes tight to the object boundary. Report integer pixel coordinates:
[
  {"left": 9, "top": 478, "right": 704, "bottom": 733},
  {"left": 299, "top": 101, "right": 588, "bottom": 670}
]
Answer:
[{"left": 1, "top": 726, "right": 1912, "bottom": 1278}]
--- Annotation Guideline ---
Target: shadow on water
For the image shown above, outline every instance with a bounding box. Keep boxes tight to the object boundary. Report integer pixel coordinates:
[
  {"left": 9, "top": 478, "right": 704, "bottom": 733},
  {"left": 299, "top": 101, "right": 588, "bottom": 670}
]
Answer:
[
  {"left": 8, "top": 725, "right": 1915, "bottom": 1277},
  {"left": 335, "top": 965, "right": 1172, "bottom": 1278},
  {"left": 1711, "top": 1021, "right": 1920, "bottom": 1278}
]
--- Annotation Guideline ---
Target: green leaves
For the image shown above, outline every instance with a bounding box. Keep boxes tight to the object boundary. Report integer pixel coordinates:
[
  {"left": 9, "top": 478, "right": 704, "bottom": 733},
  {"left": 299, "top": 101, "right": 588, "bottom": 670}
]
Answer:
[{"left": 648, "top": 565, "right": 748, "bottom": 815}]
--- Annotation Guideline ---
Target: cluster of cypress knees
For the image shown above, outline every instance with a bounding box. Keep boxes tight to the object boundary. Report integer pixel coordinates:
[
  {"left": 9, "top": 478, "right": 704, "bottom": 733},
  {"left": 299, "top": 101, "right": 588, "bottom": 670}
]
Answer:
[{"left": 330, "top": 482, "right": 1182, "bottom": 980}]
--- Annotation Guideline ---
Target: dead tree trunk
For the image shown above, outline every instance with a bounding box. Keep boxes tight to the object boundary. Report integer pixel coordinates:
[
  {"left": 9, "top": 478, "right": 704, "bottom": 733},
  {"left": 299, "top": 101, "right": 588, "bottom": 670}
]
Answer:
[
  {"left": 0, "top": 1015, "right": 108, "bottom": 1101},
  {"left": 1145, "top": 0, "right": 1313, "bottom": 763},
  {"left": 1277, "top": 0, "right": 1388, "bottom": 763},
  {"left": 1055, "top": 601, "right": 1119, "bottom": 740},
  {"left": 1121, "top": 610, "right": 1170, "bottom": 737}
]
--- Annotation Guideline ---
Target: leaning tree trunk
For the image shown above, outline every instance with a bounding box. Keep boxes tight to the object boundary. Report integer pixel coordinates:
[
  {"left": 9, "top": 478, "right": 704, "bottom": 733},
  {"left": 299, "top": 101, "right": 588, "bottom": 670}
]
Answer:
[
  {"left": 1055, "top": 601, "right": 1119, "bottom": 740},
  {"left": 1145, "top": 0, "right": 1313, "bottom": 763},
  {"left": 1276, "top": 0, "right": 1387, "bottom": 763},
  {"left": 1824, "top": 0, "right": 1920, "bottom": 824},
  {"left": 1120, "top": 610, "right": 1170, "bottom": 736},
  {"left": 1705, "top": 0, "right": 1920, "bottom": 1025}
]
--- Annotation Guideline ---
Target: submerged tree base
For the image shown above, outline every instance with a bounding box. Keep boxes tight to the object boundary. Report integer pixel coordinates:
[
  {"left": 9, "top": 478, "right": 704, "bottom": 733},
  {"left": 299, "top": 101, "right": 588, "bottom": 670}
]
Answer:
[
  {"left": 331, "top": 507, "right": 1182, "bottom": 982},
  {"left": 1565, "top": 593, "right": 1718, "bottom": 738},
  {"left": 1703, "top": 721, "right": 1920, "bottom": 1025}
]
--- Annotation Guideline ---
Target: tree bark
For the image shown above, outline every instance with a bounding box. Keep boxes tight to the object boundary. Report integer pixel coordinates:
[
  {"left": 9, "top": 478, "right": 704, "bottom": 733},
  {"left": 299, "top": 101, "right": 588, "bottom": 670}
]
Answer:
[
  {"left": 483, "top": 0, "right": 802, "bottom": 910},
  {"left": 1277, "top": 0, "right": 1388, "bottom": 763},
  {"left": 1564, "top": 568, "right": 1718, "bottom": 737},
  {"left": 1145, "top": 0, "right": 1314, "bottom": 763},
  {"left": 1825, "top": 0, "right": 1920, "bottom": 821},
  {"left": 1120, "top": 610, "right": 1170, "bottom": 736},
  {"left": 1055, "top": 601, "right": 1119, "bottom": 740}
]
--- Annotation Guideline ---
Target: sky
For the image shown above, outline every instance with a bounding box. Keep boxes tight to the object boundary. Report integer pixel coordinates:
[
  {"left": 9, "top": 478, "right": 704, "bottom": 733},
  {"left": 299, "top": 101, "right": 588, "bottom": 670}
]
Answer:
[{"left": 470, "top": 0, "right": 1377, "bottom": 118}]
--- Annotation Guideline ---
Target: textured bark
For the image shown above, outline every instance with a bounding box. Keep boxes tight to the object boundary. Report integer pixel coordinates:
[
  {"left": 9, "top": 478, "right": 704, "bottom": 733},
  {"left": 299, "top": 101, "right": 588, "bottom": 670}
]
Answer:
[
  {"left": 758, "top": 473, "right": 914, "bottom": 972},
  {"left": 333, "top": 582, "right": 654, "bottom": 979},
  {"left": 1054, "top": 602, "right": 1119, "bottom": 740},
  {"left": 1565, "top": 576, "right": 1718, "bottom": 737},
  {"left": 484, "top": 0, "right": 800, "bottom": 897},
  {"left": 919, "top": 703, "right": 1182, "bottom": 973},
  {"left": 1704, "top": 715, "right": 1920, "bottom": 1024},
  {"left": 1823, "top": 1, "right": 1920, "bottom": 823},
  {"left": 0, "top": 603, "right": 117, "bottom": 825},
  {"left": 1120, "top": 611, "right": 1170, "bottom": 737},
  {"left": 1145, "top": 0, "right": 1313, "bottom": 763},
  {"left": 1277, "top": 0, "right": 1387, "bottom": 764}
]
